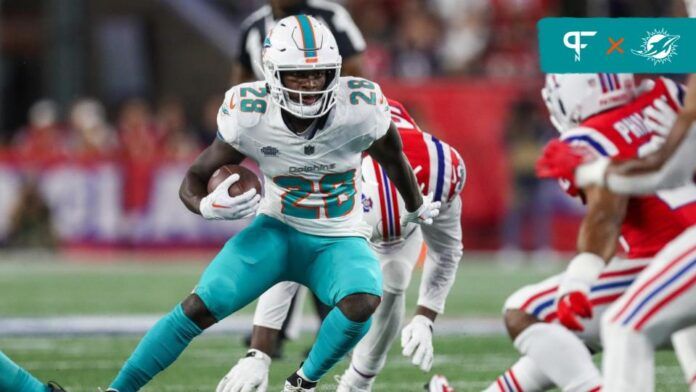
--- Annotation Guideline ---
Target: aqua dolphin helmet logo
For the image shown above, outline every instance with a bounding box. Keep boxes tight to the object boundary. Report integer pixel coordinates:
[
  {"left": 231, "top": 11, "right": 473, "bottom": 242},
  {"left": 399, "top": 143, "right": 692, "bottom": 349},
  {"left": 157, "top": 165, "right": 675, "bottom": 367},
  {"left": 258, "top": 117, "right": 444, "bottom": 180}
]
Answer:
[{"left": 632, "top": 29, "right": 680, "bottom": 65}]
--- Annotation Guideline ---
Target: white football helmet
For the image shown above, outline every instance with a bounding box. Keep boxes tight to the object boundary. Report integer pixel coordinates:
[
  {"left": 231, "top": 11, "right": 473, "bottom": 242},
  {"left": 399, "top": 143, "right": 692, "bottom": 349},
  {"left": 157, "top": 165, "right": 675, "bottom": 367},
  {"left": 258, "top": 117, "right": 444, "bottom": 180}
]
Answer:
[
  {"left": 262, "top": 15, "right": 342, "bottom": 118},
  {"left": 541, "top": 73, "right": 636, "bottom": 133}
]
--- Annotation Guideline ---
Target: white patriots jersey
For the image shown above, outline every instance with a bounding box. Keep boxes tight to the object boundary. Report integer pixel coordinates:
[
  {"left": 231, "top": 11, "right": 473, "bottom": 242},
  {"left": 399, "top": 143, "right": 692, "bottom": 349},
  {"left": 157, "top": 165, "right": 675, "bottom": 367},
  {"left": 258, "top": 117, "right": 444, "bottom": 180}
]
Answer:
[{"left": 217, "top": 77, "right": 391, "bottom": 238}]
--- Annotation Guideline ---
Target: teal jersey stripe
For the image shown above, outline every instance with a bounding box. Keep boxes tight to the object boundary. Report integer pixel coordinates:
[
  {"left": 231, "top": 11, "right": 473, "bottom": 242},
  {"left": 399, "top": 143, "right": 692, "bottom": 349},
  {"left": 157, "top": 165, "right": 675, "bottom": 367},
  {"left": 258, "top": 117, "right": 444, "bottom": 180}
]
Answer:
[{"left": 296, "top": 14, "right": 317, "bottom": 58}]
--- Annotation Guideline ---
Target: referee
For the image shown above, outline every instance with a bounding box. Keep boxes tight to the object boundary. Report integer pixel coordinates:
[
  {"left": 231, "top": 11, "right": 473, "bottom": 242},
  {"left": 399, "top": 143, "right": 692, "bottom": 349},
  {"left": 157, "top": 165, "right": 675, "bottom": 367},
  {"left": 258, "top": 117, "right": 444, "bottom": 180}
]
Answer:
[{"left": 232, "top": 0, "right": 366, "bottom": 84}]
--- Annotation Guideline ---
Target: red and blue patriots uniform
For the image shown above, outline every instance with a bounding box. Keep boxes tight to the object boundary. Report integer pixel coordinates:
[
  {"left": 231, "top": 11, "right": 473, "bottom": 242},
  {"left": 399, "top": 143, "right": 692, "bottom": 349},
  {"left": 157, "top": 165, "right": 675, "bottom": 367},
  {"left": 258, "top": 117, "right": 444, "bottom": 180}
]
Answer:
[
  {"left": 362, "top": 99, "right": 465, "bottom": 243},
  {"left": 559, "top": 77, "right": 696, "bottom": 259},
  {"left": 504, "top": 77, "right": 696, "bottom": 348}
]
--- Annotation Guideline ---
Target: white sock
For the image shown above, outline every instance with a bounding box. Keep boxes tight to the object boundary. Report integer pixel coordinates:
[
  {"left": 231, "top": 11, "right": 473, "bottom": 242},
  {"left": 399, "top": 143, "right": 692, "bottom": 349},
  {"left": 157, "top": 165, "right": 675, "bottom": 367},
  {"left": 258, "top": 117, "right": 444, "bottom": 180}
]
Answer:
[
  {"left": 514, "top": 323, "right": 601, "bottom": 392},
  {"left": 601, "top": 321, "right": 654, "bottom": 392},
  {"left": 483, "top": 356, "right": 554, "bottom": 392},
  {"left": 672, "top": 325, "right": 696, "bottom": 392},
  {"left": 351, "top": 290, "right": 405, "bottom": 376}
]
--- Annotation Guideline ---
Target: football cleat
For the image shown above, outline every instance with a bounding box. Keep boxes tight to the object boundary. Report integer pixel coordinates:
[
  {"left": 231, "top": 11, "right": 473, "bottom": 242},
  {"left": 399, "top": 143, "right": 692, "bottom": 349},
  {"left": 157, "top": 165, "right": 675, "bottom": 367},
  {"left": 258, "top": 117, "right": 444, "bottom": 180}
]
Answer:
[
  {"left": 283, "top": 371, "right": 317, "bottom": 391},
  {"left": 47, "top": 381, "right": 67, "bottom": 392},
  {"left": 425, "top": 374, "right": 455, "bottom": 392}
]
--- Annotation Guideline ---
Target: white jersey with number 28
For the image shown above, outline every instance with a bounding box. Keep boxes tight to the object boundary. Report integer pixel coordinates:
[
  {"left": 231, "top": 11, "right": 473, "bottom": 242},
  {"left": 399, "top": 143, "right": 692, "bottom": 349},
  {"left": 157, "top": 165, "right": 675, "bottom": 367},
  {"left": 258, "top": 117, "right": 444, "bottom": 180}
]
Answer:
[{"left": 217, "top": 77, "right": 391, "bottom": 238}]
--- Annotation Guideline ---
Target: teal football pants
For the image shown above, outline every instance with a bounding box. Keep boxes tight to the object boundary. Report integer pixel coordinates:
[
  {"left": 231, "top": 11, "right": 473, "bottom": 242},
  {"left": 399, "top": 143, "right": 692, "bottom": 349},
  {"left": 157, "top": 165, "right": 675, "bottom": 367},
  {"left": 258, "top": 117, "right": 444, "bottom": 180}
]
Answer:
[{"left": 195, "top": 214, "right": 382, "bottom": 319}]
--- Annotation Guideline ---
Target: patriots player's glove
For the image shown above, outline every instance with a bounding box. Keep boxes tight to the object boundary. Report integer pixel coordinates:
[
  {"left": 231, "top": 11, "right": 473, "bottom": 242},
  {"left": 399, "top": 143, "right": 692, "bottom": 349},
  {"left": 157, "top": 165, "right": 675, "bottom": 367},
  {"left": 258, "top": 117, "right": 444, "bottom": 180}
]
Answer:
[
  {"left": 216, "top": 349, "right": 270, "bottom": 392},
  {"left": 643, "top": 98, "right": 678, "bottom": 137},
  {"left": 401, "top": 315, "right": 435, "bottom": 372},
  {"left": 536, "top": 139, "right": 595, "bottom": 180},
  {"left": 556, "top": 253, "right": 605, "bottom": 332},
  {"left": 200, "top": 174, "right": 261, "bottom": 220},
  {"left": 401, "top": 193, "right": 440, "bottom": 226},
  {"left": 536, "top": 139, "right": 610, "bottom": 189}
]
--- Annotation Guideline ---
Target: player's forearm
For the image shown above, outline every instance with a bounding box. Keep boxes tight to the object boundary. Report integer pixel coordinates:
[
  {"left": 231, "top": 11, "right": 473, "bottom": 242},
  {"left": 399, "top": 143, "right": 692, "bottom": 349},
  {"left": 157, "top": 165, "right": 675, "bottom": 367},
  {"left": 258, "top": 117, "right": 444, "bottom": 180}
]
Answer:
[
  {"left": 249, "top": 325, "right": 281, "bottom": 356},
  {"left": 414, "top": 306, "right": 438, "bottom": 322},
  {"left": 417, "top": 250, "right": 460, "bottom": 316},
  {"left": 576, "top": 189, "right": 627, "bottom": 262},
  {"left": 179, "top": 171, "right": 208, "bottom": 214},
  {"left": 367, "top": 124, "right": 423, "bottom": 211},
  {"left": 577, "top": 216, "right": 620, "bottom": 262}
]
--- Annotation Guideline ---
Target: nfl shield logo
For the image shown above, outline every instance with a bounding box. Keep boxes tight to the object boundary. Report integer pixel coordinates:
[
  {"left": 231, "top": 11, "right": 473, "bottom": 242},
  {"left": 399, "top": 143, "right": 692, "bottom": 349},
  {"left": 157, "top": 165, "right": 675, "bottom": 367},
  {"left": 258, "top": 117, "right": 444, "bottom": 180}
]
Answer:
[{"left": 304, "top": 145, "right": 315, "bottom": 155}]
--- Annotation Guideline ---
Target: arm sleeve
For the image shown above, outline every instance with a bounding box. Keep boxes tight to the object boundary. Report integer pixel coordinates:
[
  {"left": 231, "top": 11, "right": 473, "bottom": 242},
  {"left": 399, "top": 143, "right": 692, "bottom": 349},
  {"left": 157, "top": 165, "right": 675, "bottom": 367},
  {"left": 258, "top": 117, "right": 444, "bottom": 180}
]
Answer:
[
  {"left": 606, "top": 123, "right": 696, "bottom": 194},
  {"left": 417, "top": 197, "right": 463, "bottom": 314}
]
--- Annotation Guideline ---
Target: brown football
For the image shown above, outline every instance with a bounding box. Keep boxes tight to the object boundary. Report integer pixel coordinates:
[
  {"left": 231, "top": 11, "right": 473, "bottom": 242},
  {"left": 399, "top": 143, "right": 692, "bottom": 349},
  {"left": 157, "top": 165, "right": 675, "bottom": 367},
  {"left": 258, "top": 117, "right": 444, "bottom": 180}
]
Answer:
[{"left": 207, "top": 165, "right": 262, "bottom": 197}]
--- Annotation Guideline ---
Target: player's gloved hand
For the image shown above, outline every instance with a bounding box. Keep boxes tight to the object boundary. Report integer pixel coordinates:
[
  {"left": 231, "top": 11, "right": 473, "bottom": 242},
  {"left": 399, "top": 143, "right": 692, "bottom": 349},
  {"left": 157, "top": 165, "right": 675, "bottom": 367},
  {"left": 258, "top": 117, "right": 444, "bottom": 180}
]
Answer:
[
  {"left": 643, "top": 98, "right": 678, "bottom": 137},
  {"left": 555, "top": 253, "right": 605, "bottom": 332},
  {"left": 557, "top": 291, "right": 593, "bottom": 332},
  {"left": 401, "top": 315, "right": 434, "bottom": 372},
  {"left": 536, "top": 139, "right": 610, "bottom": 188},
  {"left": 536, "top": 139, "right": 588, "bottom": 180},
  {"left": 401, "top": 193, "right": 440, "bottom": 226},
  {"left": 216, "top": 349, "right": 271, "bottom": 392},
  {"left": 200, "top": 174, "right": 261, "bottom": 220}
]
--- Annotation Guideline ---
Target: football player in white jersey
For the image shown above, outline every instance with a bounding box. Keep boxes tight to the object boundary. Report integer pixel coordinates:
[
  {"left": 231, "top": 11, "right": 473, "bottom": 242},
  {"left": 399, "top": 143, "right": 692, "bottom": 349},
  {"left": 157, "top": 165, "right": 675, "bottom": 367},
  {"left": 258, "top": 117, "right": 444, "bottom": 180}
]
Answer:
[
  {"left": 104, "top": 15, "right": 438, "bottom": 392},
  {"left": 216, "top": 100, "right": 466, "bottom": 392}
]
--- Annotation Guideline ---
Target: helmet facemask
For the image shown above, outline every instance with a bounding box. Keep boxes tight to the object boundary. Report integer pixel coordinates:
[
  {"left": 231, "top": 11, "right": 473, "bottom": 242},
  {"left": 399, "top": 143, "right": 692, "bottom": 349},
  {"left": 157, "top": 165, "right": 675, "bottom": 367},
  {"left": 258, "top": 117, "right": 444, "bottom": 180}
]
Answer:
[{"left": 264, "top": 61, "right": 341, "bottom": 119}]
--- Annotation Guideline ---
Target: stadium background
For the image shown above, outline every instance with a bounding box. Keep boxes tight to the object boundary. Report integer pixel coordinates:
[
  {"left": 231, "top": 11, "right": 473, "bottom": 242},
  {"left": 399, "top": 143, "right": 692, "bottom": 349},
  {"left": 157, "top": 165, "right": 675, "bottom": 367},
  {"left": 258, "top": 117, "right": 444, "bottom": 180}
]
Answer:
[{"left": 0, "top": 0, "right": 689, "bottom": 391}]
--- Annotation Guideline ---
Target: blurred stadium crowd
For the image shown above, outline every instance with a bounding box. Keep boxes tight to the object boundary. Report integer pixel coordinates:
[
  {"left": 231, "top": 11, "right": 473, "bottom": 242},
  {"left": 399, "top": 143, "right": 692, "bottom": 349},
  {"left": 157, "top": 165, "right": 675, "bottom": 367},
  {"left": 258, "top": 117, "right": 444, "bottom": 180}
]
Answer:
[{"left": 0, "top": 0, "right": 689, "bottom": 251}]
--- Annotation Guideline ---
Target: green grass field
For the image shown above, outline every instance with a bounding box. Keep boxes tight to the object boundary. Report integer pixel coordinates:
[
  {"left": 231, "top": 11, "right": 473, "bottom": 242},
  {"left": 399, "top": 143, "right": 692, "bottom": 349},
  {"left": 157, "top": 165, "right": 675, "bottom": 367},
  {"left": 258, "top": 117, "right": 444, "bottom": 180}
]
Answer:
[{"left": 0, "top": 252, "right": 688, "bottom": 391}]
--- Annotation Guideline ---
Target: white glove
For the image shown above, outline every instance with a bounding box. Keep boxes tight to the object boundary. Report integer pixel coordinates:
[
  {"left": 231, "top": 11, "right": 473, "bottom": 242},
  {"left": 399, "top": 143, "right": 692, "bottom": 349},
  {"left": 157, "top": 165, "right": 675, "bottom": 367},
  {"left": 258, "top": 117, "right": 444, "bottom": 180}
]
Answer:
[
  {"left": 401, "top": 193, "right": 440, "bottom": 226},
  {"left": 200, "top": 174, "right": 261, "bottom": 220},
  {"left": 644, "top": 98, "right": 678, "bottom": 137},
  {"left": 216, "top": 349, "right": 271, "bottom": 392},
  {"left": 401, "top": 315, "right": 434, "bottom": 372}
]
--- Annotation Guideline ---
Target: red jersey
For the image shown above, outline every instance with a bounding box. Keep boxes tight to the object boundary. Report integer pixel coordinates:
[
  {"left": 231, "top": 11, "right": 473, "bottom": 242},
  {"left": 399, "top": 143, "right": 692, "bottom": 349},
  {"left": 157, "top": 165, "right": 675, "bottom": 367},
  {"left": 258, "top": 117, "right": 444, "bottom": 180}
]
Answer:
[
  {"left": 361, "top": 99, "right": 465, "bottom": 243},
  {"left": 560, "top": 77, "right": 696, "bottom": 258}
]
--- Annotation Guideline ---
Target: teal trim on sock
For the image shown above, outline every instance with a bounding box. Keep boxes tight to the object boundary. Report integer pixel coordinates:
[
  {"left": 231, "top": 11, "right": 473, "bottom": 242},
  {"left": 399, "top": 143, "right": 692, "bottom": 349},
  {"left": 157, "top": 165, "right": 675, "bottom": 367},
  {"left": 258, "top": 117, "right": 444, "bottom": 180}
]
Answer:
[
  {"left": 110, "top": 304, "right": 202, "bottom": 392},
  {"left": 302, "top": 308, "right": 371, "bottom": 381},
  {"left": 0, "top": 351, "right": 47, "bottom": 392}
]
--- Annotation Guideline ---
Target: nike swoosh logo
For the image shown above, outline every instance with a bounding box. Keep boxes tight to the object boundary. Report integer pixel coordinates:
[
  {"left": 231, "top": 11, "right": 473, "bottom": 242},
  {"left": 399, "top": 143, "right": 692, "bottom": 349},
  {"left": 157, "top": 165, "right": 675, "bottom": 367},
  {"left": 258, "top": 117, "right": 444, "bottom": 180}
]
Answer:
[
  {"left": 229, "top": 93, "right": 236, "bottom": 110},
  {"left": 212, "top": 203, "right": 230, "bottom": 209}
]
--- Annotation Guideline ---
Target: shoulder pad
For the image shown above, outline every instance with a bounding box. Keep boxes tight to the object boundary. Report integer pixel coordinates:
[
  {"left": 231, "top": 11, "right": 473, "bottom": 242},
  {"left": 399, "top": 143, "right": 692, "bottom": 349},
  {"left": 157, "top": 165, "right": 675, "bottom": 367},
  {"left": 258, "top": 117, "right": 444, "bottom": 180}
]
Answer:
[
  {"left": 561, "top": 126, "right": 619, "bottom": 157},
  {"left": 230, "top": 81, "right": 269, "bottom": 128}
]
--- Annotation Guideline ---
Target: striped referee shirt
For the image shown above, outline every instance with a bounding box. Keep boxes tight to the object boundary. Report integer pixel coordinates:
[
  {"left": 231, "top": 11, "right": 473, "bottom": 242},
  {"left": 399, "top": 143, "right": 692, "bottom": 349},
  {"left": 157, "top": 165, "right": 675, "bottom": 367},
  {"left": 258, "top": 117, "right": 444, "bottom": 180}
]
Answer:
[{"left": 237, "top": 0, "right": 366, "bottom": 79}]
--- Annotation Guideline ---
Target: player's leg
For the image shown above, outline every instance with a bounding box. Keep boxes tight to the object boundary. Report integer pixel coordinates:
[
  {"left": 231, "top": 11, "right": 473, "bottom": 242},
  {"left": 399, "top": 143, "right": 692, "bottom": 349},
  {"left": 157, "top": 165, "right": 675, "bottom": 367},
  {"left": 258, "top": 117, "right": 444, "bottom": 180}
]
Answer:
[
  {"left": 673, "top": 325, "right": 696, "bottom": 392},
  {"left": 482, "top": 356, "right": 553, "bottom": 392},
  {"left": 602, "top": 227, "right": 696, "bottom": 392},
  {"left": 340, "top": 230, "right": 423, "bottom": 391},
  {"left": 249, "top": 281, "right": 302, "bottom": 354},
  {"left": 290, "top": 235, "right": 383, "bottom": 386},
  {"left": 485, "top": 258, "right": 650, "bottom": 392},
  {"left": 108, "top": 215, "right": 289, "bottom": 392},
  {"left": 0, "top": 350, "right": 52, "bottom": 392},
  {"left": 253, "top": 281, "right": 302, "bottom": 332}
]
